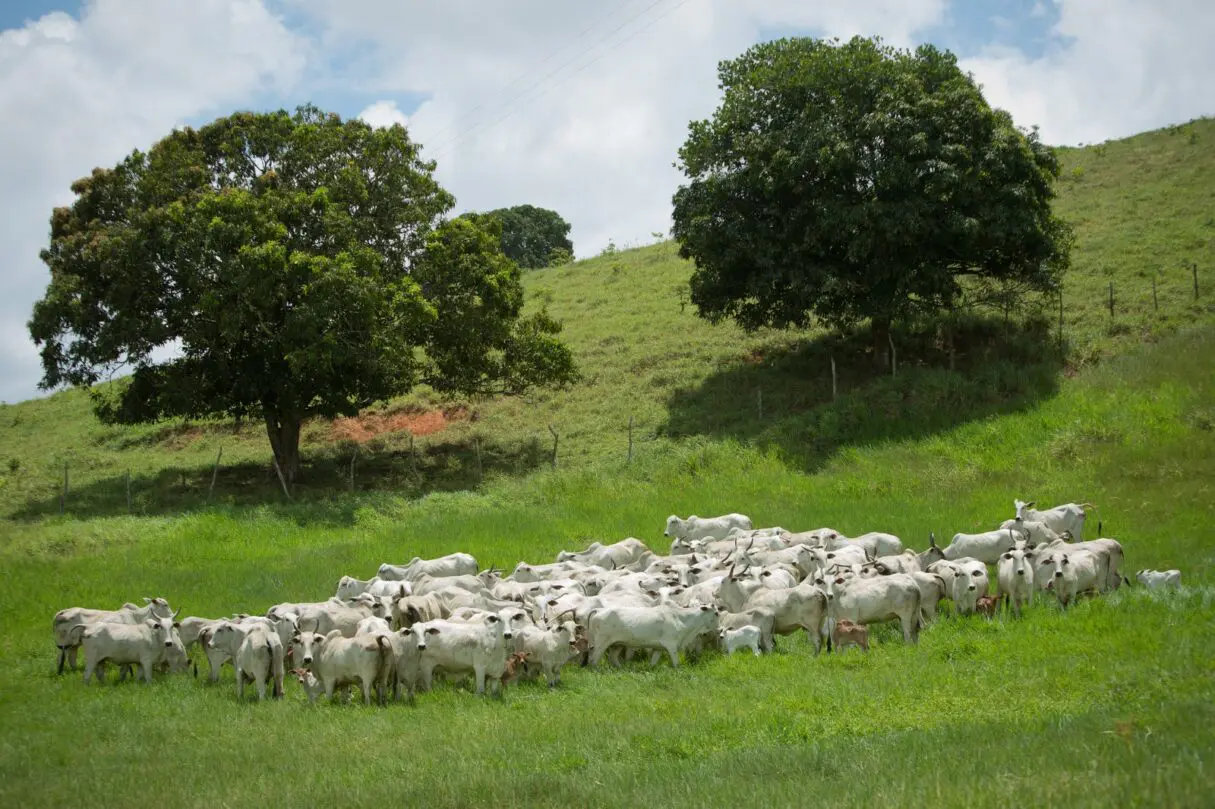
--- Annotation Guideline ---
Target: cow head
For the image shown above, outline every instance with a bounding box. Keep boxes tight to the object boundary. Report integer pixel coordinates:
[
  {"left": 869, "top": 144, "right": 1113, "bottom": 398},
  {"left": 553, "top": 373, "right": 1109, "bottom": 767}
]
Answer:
[
  {"left": 664, "top": 515, "right": 683, "bottom": 538},
  {"left": 413, "top": 625, "right": 440, "bottom": 651},
  {"left": 291, "top": 631, "right": 324, "bottom": 666},
  {"left": 1001, "top": 549, "right": 1032, "bottom": 579},
  {"left": 1014, "top": 499, "right": 1035, "bottom": 521}
]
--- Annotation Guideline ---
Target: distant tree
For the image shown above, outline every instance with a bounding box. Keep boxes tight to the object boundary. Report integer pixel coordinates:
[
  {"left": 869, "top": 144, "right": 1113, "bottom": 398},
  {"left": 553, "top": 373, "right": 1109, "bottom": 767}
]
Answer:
[
  {"left": 546, "top": 246, "right": 574, "bottom": 266},
  {"left": 29, "top": 105, "right": 576, "bottom": 483},
  {"left": 671, "top": 36, "right": 1073, "bottom": 365},
  {"left": 461, "top": 204, "right": 574, "bottom": 269}
]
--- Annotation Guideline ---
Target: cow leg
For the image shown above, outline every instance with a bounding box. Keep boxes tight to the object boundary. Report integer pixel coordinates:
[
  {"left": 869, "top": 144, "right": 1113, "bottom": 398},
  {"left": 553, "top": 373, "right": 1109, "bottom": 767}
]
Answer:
[
  {"left": 901, "top": 613, "right": 915, "bottom": 643},
  {"left": 665, "top": 643, "right": 680, "bottom": 668},
  {"left": 361, "top": 676, "right": 373, "bottom": 706},
  {"left": 56, "top": 647, "right": 66, "bottom": 675},
  {"left": 586, "top": 644, "right": 606, "bottom": 669},
  {"left": 68, "top": 646, "right": 79, "bottom": 671},
  {"left": 806, "top": 627, "right": 822, "bottom": 655},
  {"left": 142, "top": 660, "right": 154, "bottom": 683},
  {"left": 648, "top": 650, "right": 663, "bottom": 667},
  {"left": 474, "top": 665, "right": 486, "bottom": 695}
]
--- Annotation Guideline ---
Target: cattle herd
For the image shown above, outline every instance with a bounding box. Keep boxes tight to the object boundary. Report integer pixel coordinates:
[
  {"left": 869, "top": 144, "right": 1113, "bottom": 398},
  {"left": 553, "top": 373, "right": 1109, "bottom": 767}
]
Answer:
[{"left": 52, "top": 498, "right": 1183, "bottom": 705}]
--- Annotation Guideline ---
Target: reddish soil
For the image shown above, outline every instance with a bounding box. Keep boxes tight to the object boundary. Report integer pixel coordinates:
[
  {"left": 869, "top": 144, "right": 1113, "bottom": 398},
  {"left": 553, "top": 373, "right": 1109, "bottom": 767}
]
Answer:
[{"left": 329, "top": 407, "right": 469, "bottom": 442}]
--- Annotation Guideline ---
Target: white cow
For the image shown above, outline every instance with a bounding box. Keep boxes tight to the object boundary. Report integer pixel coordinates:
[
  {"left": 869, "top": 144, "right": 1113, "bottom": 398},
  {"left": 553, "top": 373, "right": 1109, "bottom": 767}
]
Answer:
[
  {"left": 715, "top": 573, "right": 829, "bottom": 653},
  {"left": 664, "top": 513, "right": 753, "bottom": 542},
  {"left": 801, "top": 529, "right": 903, "bottom": 558},
  {"left": 931, "top": 528, "right": 1024, "bottom": 564},
  {"left": 1037, "top": 549, "right": 1102, "bottom": 608},
  {"left": 1013, "top": 499, "right": 1094, "bottom": 539},
  {"left": 821, "top": 574, "right": 921, "bottom": 643},
  {"left": 587, "top": 605, "right": 718, "bottom": 667},
  {"left": 1031, "top": 537, "right": 1126, "bottom": 591},
  {"left": 511, "top": 624, "right": 579, "bottom": 686},
  {"left": 410, "top": 616, "right": 509, "bottom": 696},
  {"left": 291, "top": 629, "right": 393, "bottom": 704},
  {"left": 908, "top": 572, "right": 948, "bottom": 623},
  {"left": 556, "top": 538, "right": 654, "bottom": 570},
  {"left": 208, "top": 621, "right": 285, "bottom": 701},
  {"left": 997, "top": 549, "right": 1036, "bottom": 617},
  {"left": 75, "top": 615, "right": 185, "bottom": 684},
  {"left": 718, "top": 625, "right": 762, "bottom": 656},
  {"left": 951, "top": 559, "right": 990, "bottom": 614},
  {"left": 377, "top": 552, "right": 479, "bottom": 581},
  {"left": 335, "top": 576, "right": 411, "bottom": 601},
  {"left": 1136, "top": 569, "right": 1181, "bottom": 589},
  {"left": 53, "top": 597, "right": 176, "bottom": 674}
]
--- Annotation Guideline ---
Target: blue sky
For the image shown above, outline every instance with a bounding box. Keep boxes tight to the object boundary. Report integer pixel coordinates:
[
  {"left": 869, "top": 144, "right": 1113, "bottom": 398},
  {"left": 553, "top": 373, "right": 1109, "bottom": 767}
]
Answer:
[{"left": 0, "top": 0, "right": 1211, "bottom": 403}]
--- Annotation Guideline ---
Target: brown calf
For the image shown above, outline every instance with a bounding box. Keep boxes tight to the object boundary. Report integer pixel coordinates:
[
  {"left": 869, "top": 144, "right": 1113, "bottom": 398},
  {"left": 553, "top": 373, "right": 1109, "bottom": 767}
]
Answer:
[{"left": 831, "top": 619, "right": 869, "bottom": 653}]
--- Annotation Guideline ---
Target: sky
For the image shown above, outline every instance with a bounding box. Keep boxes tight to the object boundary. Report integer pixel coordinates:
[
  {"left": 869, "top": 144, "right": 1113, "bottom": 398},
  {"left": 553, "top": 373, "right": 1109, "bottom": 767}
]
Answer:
[{"left": 1, "top": 0, "right": 1212, "bottom": 404}]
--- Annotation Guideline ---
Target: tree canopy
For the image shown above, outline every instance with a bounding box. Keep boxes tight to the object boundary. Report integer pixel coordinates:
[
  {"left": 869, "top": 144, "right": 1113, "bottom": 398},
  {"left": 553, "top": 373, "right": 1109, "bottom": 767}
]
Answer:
[
  {"left": 461, "top": 204, "right": 574, "bottom": 268},
  {"left": 671, "top": 35, "right": 1073, "bottom": 361},
  {"left": 29, "top": 105, "right": 577, "bottom": 481}
]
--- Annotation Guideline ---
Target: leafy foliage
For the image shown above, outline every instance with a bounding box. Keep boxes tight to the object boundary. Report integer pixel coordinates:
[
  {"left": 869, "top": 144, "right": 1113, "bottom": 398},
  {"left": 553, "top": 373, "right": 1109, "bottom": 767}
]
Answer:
[
  {"left": 671, "top": 36, "right": 1074, "bottom": 349},
  {"left": 28, "top": 105, "right": 576, "bottom": 479},
  {"left": 460, "top": 204, "right": 574, "bottom": 269}
]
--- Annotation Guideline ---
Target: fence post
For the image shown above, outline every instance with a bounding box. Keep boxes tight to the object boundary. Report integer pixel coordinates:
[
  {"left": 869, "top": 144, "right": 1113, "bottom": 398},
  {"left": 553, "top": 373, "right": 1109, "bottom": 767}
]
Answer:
[
  {"left": 349, "top": 447, "right": 357, "bottom": 492},
  {"left": 61, "top": 460, "right": 68, "bottom": 515},
  {"left": 474, "top": 436, "right": 483, "bottom": 482},
  {"left": 888, "top": 333, "right": 897, "bottom": 378},
  {"left": 1194, "top": 262, "right": 1200, "bottom": 299},
  {"left": 409, "top": 434, "right": 417, "bottom": 475},
  {"left": 547, "top": 425, "right": 559, "bottom": 470},
  {"left": 271, "top": 455, "right": 291, "bottom": 500},
  {"left": 627, "top": 415, "right": 634, "bottom": 464},
  {"left": 208, "top": 445, "right": 223, "bottom": 504},
  {"left": 1152, "top": 276, "right": 1158, "bottom": 311},
  {"left": 125, "top": 469, "right": 132, "bottom": 513},
  {"left": 830, "top": 356, "right": 838, "bottom": 401},
  {"left": 1058, "top": 289, "right": 1065, "bottom": 354},
  {"left": 1108, "top": 281, "right": 1115, "bottom": 318}
]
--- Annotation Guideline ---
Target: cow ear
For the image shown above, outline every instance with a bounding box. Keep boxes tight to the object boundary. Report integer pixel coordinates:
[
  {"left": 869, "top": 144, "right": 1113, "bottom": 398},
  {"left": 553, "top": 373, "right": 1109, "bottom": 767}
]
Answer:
[
  {"left": 314, "top": 635, "right": 324, "bottom": 644},
  {"left": 173, "top": 621, "right": 181, "bottom": 629}
]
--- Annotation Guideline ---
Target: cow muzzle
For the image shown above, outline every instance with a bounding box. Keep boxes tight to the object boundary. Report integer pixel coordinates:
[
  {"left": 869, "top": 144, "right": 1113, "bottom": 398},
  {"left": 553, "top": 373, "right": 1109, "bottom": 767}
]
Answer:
[
  {"left": 302, "top": 655, "right": 313, "bottom": 664},
  {"left": 1016, "top": 569, "right": 1024, "bottom": 576},
  {"left": 1054, "top": 571, "right": 1063, "bottom": 578},
  {"left": 967, "top": 585, "right": 976, "bottom": 591},
  {"left": 164, "top": 641, "right": 173, "bottom": 647}
]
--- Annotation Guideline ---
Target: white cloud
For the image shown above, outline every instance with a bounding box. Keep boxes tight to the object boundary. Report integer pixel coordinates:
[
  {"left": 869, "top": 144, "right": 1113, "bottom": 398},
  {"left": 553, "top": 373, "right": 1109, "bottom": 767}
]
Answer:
[
  {"left": 0, "top": 0, "right": 306, "bottom": 403},
  {"left": 961, "top": 0, "right": 1215, "bottom": 145},
  {"left": 358, "top": 99, "right": 409, "bottom": 129},
  {"left": 294, "top": 0, "right": 947, "bottom": 255}
]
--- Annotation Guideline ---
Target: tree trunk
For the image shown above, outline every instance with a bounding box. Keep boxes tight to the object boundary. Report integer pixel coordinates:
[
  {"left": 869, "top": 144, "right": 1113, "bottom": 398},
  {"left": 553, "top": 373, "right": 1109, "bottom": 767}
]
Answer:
[
  {"left": 263, "top": 410, "right": 301, "bottom": 484},
  {"left": 871, "top": 315, "right": 892, "bottom": 370}
]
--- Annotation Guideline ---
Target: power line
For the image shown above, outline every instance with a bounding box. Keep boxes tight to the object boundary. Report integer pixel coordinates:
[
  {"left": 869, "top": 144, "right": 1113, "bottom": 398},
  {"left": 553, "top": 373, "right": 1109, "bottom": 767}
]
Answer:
[
  {"left": 426, "top": 0, "right": 695, "bottom": 161},
  {"left": 422, "top": 0, "right": 639, "bottom": 146}
]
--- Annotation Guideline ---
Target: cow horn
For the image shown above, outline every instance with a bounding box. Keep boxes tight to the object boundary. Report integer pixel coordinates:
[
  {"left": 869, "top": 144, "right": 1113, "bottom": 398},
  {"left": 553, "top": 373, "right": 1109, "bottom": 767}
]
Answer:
[
  {"left": 172, "top": 607, "right": 181, "bottom": 619},
  {"left": 929, "top": 532, "right": 937, "bottom": 548}
]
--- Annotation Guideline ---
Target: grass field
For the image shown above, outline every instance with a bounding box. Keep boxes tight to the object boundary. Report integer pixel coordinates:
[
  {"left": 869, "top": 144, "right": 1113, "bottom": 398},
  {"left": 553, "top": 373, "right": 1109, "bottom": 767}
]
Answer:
[{"left": 1, "top": 120, "right": 1214, "bottom": 808}]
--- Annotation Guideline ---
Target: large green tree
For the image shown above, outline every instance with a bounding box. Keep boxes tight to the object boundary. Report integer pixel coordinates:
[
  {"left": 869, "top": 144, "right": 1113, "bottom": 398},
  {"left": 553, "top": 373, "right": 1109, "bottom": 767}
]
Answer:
[
  {"left": 29, "top": 105, "right": 576, "bottom": 481},
  {"left": 461, "top": 204, "right": 574, "bottom": 269},
  {"left": 671, "top": 36, "right": 1073, "bottom": 363}
]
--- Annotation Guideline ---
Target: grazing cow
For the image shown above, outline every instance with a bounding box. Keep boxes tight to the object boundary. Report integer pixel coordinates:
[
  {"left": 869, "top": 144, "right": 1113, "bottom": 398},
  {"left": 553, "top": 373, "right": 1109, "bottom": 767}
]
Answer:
[
  {"left": 862, "top": 550, "right": 923, "bottom": 576},
  {"left": 556, "top": 538, "right": 654, "bottom": 570},
  {"left": 586, "top": 605, "right": 718, "bottom": 668},
  {"left": 805, "top": 545, "right": 870, "bottom": 573},
  {"left": 831, "top": 619, "right": 869, "bottom": 653},
  {"left": 208, "top": 621, "right": 285, "bottom": 701},
  {"left": 664, "top": 513, "right": 753, "bottom": 542},
  {"left": 377, "top": 552, "right": 479, "bottom": 582},
  {"left": 1037, "top": 549, "right": 1101, "bottom": 608},
  {"left": 53, "top": 597, "right": 175, "bottom": 674},
  {"left": 997, "top": 549, "right": 1036, "bottom": 617},
  {"left": 335, "top": 576, "right": 411, "bottom": 601},
  {"left": 802, "top": 529, "right": 903, "bottom": 558},
  {"left": 407, "top": 573, "right": 488, "bottom": 597},
  {"left": 718, "top": 625, "right": 762, "bottom": 656},
  {"left": 393, "top": 593, "right": 452, "bottom": 627},
  {"left": 291, "top": 630, "right": 393, "bottom": 705},
  {"left": 930, "top": 527, "right": 1024, "bottom": 565},
  {"left": 951, "top": 559, "right": 990, "bottom": 615},
  {"left": 410, "top": 616, "right": 509, "bottom": 696},
  {"left": 1136, "top": 569, "right": 1181, "bottom": 589},
  {"left": 75, "top": 614, "right": 185, "bottom": 684},
  {"left": 1014, "top": 499, "right": 1094, "bottom": 540},
  {"left": 822, "top": 575, "right": 921, "bottom": 643}
]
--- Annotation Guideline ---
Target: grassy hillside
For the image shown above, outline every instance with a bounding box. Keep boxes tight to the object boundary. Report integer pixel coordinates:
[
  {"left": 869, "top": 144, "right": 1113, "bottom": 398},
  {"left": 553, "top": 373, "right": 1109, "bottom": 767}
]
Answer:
[
  {"left": 0, "top": 118, "right": 1214, "bottom": 808},
  {"left": 1, "top": 118, "right": 1213, "bottom": 517},
  {"left": 0, "top": 324, "right": 1213, "bottom": 808}
]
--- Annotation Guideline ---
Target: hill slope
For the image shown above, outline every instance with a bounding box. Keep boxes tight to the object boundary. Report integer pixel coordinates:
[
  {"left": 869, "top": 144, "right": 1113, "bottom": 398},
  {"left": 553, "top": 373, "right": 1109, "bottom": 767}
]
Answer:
[{"left": 1, "top": 117, "right": 1213, "bottom": 517}]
